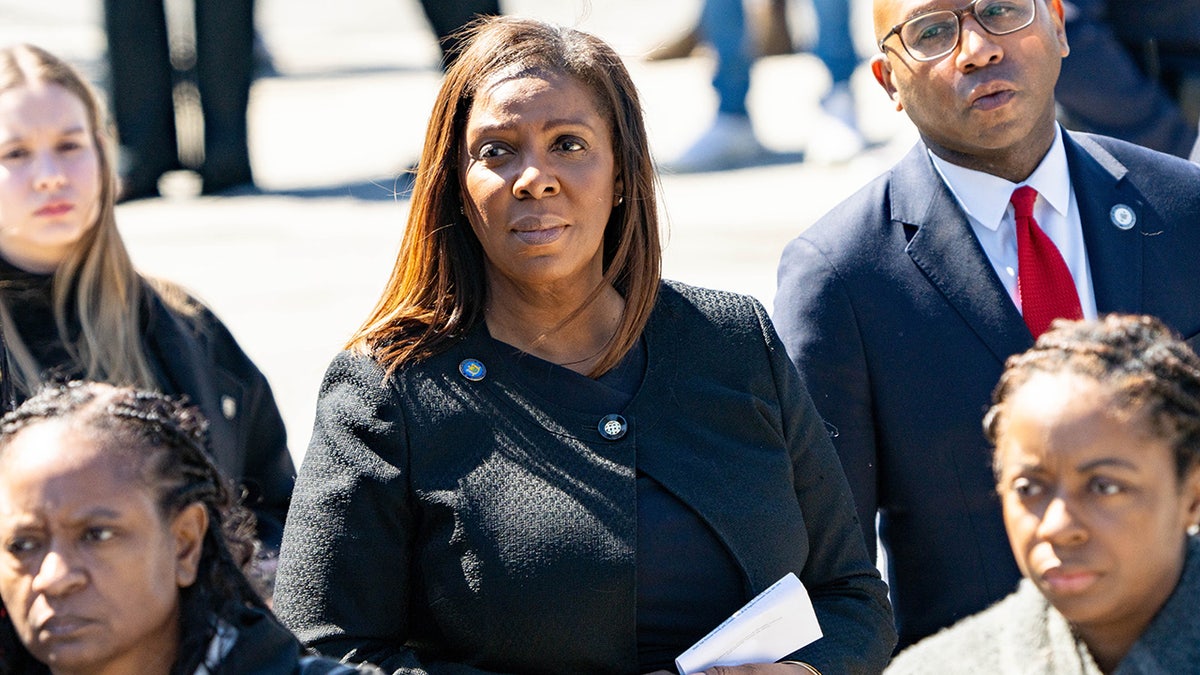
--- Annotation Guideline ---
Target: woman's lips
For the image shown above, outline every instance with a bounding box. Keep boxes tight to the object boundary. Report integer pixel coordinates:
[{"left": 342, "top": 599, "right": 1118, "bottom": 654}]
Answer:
[
  {"left": 1041, "top": 567, "right": 1100, "bottom": 594},
  {"left": 512, "top": 224, "right": 566, "bottom": 246},
  {"left": 35, "top": 614, "right": 92, "bottom": 639},
  {"left": 35, "top": 202, "right": 73, "bottom": 217}
]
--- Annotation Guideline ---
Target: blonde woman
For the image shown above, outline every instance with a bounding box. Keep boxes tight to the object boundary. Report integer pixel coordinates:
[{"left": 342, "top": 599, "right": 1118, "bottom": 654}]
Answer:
[{"left": 0, "top": 44, "right": 293, "bottom": 552}]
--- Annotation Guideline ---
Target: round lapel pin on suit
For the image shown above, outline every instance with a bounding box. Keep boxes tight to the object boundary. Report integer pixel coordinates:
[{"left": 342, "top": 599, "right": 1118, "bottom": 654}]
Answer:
[
  {"left": 598, "top": 414, "right": 627, "bottom": 440},
  {"left": 1110, "top": 204, "right": 1136, "bottom": 230},
  {"left": 221, "top": 395, "right": 237, "bottom": 420},
  {"left": 459, "top": 358, "right": 486, "bottom": 382}
]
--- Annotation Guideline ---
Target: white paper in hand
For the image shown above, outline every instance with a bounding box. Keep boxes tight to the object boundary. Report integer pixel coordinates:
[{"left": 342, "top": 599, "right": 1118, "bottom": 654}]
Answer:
[{"left": 674, "top": 572, "right": 822, "bottom": 675}]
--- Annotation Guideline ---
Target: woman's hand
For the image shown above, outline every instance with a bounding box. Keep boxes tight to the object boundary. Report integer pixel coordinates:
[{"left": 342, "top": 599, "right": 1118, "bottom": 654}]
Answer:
[
  {"left": 702, "top": 664, "right": 817, "bottom": 674},
  {"left": 644, "top": 662, "right": 818, "bottom": 675}
]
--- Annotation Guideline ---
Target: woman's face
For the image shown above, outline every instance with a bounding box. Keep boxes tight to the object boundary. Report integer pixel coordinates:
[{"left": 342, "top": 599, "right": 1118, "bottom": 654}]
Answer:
[
  {"left": 0, "top": 82, "right": 101, "bottom": 274},
  {"left": 461, "top": 69, "right": 619, "bottom": 295},
  {"left": 0, "top": 420, "right": 205, "bottom": 674},
  {"left": 996, "top": 372, "right": 1200, "bottom": 641}
]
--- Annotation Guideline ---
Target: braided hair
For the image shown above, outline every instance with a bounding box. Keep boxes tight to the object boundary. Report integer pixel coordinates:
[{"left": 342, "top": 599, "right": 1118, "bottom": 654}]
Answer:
[
  {"left": 984, "top": 314, "right": 1200, "bottom": 481},
  {"left": 0, "top": 381, "right": 268, "bottom": 675}
]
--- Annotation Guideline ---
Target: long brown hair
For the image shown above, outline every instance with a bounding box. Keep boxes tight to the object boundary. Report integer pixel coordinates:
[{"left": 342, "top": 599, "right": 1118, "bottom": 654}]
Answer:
[
  {"left": 0, "top": 44, "right": 156, "bottom": 394},
  {"left": 350, "top": 17, "right": 661, "bottom": 377}
]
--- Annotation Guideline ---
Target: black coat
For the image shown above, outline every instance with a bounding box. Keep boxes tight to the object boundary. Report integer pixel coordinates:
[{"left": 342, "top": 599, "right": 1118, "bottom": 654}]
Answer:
[
  {"left": 211, "top": 607, "right": 382, "bottom": 675},
  {"left": 0, "top": 273, "right": 294, "bottom": 550},
  {"left": 275, "top": 281, "right": 895, "bottom": 674},
  {"left": 142, "top": 285, "right": 295, "bottom": 549}
]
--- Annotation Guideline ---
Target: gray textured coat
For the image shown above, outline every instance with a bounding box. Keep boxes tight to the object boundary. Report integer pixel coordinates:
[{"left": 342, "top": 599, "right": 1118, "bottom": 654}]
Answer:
[{"left": 886, "top": 537, "right": 1200, "bottom": 674}]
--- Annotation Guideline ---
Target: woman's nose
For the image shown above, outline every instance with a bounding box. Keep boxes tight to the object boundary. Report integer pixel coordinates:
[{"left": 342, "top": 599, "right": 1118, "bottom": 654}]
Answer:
[
  {"left": 33, "top": 152, "right": 68, "bottom": 192},
  {"left": 512, "top": 157, "right": 559, "bottom": 199},
  {"left": 31, "top": 548, "right": 86, "bottom": 596},
  {"left": 1036, "top": 494, "right": 1088, "bottom": 546}
]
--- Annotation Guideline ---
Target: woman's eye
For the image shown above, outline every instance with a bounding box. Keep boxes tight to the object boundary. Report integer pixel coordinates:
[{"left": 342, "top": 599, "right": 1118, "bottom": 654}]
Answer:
[
  {"left": 6, "top": 537, "right": 38, "bottom": 555},
  {"left": 57, "top": 141, "right": 82, "bottom": 153},
  {"left": 555, "top": 138, "right": 584, "bottom": 152},
  {"left": 1089, "top": 477, "right": 1123, "bottom": 496},
  {"left": 477, "top": 143, "right": 511, "bottom": 159},
  {"left": 1011, "top": 476, "right": 1043, "bottom": 498},
  {"left": 0, "top": 147, "right": 28, "bottom": 161},
  {"left": 82, "top": 527, "right": 115, "bottom": 543}
]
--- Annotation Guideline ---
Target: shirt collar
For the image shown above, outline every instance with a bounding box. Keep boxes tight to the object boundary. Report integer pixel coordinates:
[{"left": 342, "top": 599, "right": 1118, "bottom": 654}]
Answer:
[{"left": 928, "top": 125, "right": 1071, "bottom": 232}]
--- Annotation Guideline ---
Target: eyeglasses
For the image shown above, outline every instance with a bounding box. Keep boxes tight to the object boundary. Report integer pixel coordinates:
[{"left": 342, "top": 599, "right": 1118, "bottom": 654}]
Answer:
[{"left": 877, "top": 0, "right": 1038, "bottom": 62}]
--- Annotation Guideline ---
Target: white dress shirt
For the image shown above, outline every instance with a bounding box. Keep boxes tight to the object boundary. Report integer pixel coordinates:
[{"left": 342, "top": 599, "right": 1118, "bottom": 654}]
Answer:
[{"left": 928, "top": 126, "right": 1098, "bottom": 320}]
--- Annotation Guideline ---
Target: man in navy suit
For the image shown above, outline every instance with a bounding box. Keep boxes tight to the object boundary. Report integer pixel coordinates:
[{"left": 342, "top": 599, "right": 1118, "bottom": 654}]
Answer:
[{"left": 774, "top": 0, "right": 1200, "bottom": 650}]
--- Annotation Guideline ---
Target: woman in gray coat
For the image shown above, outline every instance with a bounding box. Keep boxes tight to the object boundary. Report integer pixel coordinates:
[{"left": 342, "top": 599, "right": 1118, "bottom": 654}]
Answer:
[{"left": 888, "top": 314, "right": 1200, "bottom": 673}]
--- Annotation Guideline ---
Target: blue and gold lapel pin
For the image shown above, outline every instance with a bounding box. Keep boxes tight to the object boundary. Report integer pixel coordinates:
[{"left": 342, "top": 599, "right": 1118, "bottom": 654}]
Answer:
[{"left": 459, "top": 358, "right": 486, "bottom": 382}]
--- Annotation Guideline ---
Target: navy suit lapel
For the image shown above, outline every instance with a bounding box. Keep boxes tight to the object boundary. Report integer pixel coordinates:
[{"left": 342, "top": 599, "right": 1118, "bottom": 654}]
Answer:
[
  {"left": 892, "top": 144, "right": 1032, "bottom": 362},
  {"left": 1063, "top": 132, "right": 1143, "bottom": 314}
]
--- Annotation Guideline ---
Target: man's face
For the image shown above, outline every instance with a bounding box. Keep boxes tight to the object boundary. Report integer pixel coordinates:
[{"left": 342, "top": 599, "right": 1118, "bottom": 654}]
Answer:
[{"left": 871, "top": 0, "right": 1069, "bottom": 179}]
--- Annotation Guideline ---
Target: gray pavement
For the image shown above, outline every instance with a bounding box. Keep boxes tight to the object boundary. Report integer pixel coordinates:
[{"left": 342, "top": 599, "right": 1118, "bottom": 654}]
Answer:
[{"left": 0, "top": 0, "right": 918, "bottom": 462}]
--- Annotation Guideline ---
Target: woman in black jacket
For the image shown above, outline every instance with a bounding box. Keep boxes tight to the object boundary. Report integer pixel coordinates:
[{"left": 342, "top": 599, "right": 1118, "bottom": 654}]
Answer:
[
  {"left": 275, "top": 17, "right": 895, "bottom": 675},
  {"left": 0, "top": 43, "right": 293, "bottom": 553},
  {"left": 0, "top": 382, "right": 373, "bottom": 675}
]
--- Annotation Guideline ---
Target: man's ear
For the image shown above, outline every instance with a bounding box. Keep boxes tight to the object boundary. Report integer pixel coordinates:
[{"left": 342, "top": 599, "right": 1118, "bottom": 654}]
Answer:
[
  {"left": 871, "top": 54, "right": 903, "bottom": 112},
  {"left": 1048, "top": 0, "right": 1069, "bottom": 56},
  {"left": 171, "top": 502, "right": 208, "bottom": 588}
]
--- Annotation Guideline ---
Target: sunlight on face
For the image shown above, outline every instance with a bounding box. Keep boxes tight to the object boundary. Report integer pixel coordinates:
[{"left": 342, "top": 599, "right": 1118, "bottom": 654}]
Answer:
[
  {"left": 460, "top": 69, "right": 619, "bottom": 296},
  {"left": 995, "top": 372, "right": 1200, "bottom": 649},
  {"left": 0, "top": 421, "right": 203, "bottom": 674},
  {"left": 0, "top": 82, "right": 101, "bottom": 273}
]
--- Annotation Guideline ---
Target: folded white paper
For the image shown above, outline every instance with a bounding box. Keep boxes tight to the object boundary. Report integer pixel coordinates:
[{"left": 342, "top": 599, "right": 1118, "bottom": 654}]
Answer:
[{"left": 674, "top": 572, "right": 822, "bottom": 675}]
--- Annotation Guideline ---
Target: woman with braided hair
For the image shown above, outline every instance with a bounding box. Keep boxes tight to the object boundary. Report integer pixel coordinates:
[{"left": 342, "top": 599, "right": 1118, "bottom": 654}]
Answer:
[
  {"left": 888, "top": 314, "right": 1200, "bottom": 673},
  {"left": 0, "top": 381, "right": 377, "bottom": 675}
]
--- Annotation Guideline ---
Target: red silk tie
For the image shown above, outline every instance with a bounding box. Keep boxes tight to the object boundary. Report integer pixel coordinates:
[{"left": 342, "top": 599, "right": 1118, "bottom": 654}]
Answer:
[{"left": 1013, "top": 186, "right": 1082, "bottom": 338}]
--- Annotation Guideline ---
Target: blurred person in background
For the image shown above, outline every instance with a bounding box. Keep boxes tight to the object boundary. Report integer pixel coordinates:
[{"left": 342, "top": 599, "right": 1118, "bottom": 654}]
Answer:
[
  {"left": 1056, "top": 0, "right": 1200, "bottom": 159},
  {"left": 0, "top": 44, "right": 293, "bottom": 560},
  {"left": 663, "top": 0, "right": 868, "bottom": 172},
  {"left": 103, "top": 0, "right": 255, "bottom": 200}
]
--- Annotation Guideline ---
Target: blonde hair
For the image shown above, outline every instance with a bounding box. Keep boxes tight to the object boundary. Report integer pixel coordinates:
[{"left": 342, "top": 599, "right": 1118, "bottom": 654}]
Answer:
[
  {"left": 0, "top": 44, "right": 157, "bottom": 394},
  {"left": 350, "top": 17, "right": 661, "bottom": 377}
]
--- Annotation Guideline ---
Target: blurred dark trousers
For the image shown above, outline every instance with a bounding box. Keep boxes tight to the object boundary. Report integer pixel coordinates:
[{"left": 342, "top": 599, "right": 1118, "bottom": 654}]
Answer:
[
  {"left": 104, "top": 0, "right": 254, "bottom": 192},
  {"left": 418, "top": 0, "right": 500, "bottom": 68}
]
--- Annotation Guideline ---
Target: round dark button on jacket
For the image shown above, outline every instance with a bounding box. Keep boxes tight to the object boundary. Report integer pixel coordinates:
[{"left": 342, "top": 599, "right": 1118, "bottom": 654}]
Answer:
[{"left": 598, "top": 414, "right": 627, "bottom": 440}]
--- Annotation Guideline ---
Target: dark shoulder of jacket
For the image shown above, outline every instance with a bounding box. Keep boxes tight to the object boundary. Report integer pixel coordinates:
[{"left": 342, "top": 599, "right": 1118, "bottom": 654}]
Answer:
[
  {"left": 657, "top": 280, "right": 767, "bottom": 341},
  {"left": 141, "top": 277, "right": 253, "bottom": 368},
  {"left": 800, "top": 159, "right": 898, "bottom": 248},
  {"left": 1073, "top": 131, "right": 1200, "bottom": 188},
  {"left": 140, "top": 276, "right": 228, "bottom": 340}
]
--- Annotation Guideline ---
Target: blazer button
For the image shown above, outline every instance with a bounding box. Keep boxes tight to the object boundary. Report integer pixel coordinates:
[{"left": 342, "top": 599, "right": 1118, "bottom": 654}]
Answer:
[{"left": 598, "top": 414, "right": 627, "bottom": 440}]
